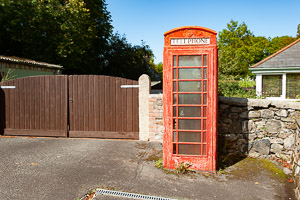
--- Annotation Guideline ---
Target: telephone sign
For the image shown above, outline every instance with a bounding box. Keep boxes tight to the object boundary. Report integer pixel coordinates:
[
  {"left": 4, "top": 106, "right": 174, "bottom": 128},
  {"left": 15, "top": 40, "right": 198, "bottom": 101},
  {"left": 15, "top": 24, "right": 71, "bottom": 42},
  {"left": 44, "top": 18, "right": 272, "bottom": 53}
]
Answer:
[{"left": 163, "top": 26, "right": 218, "bottom": 171}]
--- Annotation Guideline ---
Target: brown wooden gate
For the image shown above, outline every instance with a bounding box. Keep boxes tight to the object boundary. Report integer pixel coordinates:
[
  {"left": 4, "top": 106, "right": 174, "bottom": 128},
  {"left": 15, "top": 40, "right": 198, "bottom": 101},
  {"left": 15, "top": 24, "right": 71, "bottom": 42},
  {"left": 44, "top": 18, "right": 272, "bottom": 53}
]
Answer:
[
  {"left": 0, "top": 75, "right": 139, "bottom": 139},
  {"left": 68, "top": 75, "right": 139, "bottom": 139},
  {"left": 0, "top": 76, "right": 68, "bottom": 137}
]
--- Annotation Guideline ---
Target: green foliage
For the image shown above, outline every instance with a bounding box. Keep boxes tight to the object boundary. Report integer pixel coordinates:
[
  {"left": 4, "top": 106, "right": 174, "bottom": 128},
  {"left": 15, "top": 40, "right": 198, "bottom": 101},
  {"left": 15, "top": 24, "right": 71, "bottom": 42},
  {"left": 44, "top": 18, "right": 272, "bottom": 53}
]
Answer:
[
  {"left": 267, "top": 36, "right": 297, "bottom": 54},
  {"left": 153, "top": 62, "right": 163, "bottom": 74},
  {"left": 175, "top": 162, "right": 195, "bottom": 174},
  {"left": 238, "top": 76, "right": 256, "bottom": 88},
  {"left": 218, "top": 20, "right": 258, "bottom": 78},
  {"left": 0, "top": 68, "right": 15, "bottom": 82},
  {"left": 0, "top": 0, "right": 156, "bottom": 80},
  {"left": 155, "top": 158, "right": 164, "bottom": 169},
  {"left": 297, "top": 24, "right": 300, "bottom": 38},
  {"left": 218, "top": 77, "right": 256, "bottom": 98},
  {"left": 0, "top": 0, "right": 113, "bottom": 74},
  {"left": 102, "top": 33, "right": 156, "bottom": 80},
  {"left": 218, "top": 20, "right": 297, "bottom": 80}
]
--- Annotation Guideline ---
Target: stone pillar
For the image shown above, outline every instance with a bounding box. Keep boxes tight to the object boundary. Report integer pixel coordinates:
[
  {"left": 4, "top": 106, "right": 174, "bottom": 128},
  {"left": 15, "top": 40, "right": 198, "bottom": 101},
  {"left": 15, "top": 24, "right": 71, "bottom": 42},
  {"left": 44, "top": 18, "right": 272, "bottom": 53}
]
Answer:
[{"left": 138, "top": 74, "right": 151, "bottom": 141}]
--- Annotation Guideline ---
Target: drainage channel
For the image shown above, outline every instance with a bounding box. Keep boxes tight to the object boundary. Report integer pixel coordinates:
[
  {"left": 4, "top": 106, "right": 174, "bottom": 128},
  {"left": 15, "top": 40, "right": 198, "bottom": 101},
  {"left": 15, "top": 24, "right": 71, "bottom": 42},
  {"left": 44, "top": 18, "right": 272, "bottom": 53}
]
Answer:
[{"left": 95, "top": 188, "right": 177, "bottom": 200}]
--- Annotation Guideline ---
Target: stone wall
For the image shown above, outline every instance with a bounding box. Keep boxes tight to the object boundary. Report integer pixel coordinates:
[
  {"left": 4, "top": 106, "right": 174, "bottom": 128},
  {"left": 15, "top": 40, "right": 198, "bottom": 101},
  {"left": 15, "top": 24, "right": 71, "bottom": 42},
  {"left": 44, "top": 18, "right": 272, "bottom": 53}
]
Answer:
[
  {"left": 145, "top": 95, "right": 300, "bottom": 164},
  {"left": 146, "top": 95, "right": 300, "bottom": 197},
  {"left": 148, "top": 94, "right": 163, "bottom": 142},
  {"left": 218, "top": 97, "right": 300, "bottom": 171},
  {"left": 293, "top": 119, "right": 300, "bottom": 199}
]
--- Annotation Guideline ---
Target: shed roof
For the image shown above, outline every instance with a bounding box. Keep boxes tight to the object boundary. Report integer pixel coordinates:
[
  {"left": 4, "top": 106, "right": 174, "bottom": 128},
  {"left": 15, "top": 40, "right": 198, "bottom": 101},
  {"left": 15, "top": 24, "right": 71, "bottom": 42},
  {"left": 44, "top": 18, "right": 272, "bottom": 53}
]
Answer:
[
  {"left": 0, "top": 55, "right": 63, "bottom": 69},
  {"left": 250, "top": 37, "right": 300, "bottom": 69}
]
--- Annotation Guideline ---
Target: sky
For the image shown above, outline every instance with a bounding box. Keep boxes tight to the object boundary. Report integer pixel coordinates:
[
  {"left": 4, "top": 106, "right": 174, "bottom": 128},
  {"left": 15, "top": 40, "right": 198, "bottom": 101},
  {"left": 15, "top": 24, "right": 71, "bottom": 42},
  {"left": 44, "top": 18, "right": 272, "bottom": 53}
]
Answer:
[{"left": 106, "top": 0, "right": 300, "bottom": 64}]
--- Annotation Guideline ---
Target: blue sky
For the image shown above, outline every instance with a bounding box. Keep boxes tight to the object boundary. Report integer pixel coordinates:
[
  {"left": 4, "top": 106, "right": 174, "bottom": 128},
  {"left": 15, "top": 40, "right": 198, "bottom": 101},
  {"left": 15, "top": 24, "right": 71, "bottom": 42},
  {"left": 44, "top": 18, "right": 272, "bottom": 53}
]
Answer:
[{"left": 106, "top": 0, "right": 300, "bottom": 63}]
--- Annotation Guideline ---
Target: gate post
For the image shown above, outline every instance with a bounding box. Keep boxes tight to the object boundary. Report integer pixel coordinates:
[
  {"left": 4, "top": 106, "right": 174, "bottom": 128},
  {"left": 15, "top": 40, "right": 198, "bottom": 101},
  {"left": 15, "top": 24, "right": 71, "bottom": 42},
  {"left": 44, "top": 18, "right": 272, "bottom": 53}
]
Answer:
[{"left": 138, "top": 74, "right": 151, "bottom": 141}]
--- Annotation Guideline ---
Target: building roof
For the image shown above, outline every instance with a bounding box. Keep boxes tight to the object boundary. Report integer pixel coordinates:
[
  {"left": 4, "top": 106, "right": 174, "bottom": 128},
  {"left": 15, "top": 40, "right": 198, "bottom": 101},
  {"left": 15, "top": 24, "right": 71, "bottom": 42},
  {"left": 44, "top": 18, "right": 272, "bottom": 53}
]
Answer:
[
  {"left": 250, "top": 37, "right": 300, "bottom": 69},
  {"left": 0, "top": 55, "right": 63, "bottom": 69}
]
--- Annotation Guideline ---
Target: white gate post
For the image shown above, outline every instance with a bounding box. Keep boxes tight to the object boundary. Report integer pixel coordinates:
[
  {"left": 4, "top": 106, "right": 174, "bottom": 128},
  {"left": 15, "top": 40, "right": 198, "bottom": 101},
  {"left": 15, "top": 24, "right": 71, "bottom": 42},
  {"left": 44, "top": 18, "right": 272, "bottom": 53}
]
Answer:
[{"left": 138, "top": 74, "right": 150, "bottom": 141}]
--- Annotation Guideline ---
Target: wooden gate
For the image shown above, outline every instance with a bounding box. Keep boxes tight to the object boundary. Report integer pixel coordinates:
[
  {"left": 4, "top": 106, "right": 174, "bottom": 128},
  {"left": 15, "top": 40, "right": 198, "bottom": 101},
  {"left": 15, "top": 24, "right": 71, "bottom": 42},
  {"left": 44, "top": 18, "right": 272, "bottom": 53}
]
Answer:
[
  {"left": 0, "top": 75, "right": 139, "bottom": 139},
  {"left": 68, "top": 75, "right": 139, "bottom": 139},
  {"left": 0, "top": 76, "right": 68, "bottom": 137}
]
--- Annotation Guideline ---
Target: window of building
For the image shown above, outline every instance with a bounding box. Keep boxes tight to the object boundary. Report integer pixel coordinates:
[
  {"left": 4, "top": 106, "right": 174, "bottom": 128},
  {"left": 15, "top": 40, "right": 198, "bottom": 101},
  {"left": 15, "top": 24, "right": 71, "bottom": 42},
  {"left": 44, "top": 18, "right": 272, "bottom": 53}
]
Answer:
[
  {"left": 262, "top": 75, "right": 282, "bottom": 98},
  {"left": 286, "top": 73, "right": 300, "bottom": 99}
]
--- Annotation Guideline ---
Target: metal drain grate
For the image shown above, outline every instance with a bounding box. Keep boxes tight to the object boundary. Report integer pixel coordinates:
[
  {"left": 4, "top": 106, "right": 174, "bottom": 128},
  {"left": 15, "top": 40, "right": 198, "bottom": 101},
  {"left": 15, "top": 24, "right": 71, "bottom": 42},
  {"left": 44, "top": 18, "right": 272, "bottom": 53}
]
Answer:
[{"left": 96, "top": 188, "right": 177, "bottom": 200}]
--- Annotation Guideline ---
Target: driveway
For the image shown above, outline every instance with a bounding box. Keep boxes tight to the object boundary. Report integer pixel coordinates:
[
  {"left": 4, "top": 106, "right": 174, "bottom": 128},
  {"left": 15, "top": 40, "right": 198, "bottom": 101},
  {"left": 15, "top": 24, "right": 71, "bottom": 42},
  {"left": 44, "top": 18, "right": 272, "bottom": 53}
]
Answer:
[{"left": 0, "top": 136, "right": 296, "bottom": 200}]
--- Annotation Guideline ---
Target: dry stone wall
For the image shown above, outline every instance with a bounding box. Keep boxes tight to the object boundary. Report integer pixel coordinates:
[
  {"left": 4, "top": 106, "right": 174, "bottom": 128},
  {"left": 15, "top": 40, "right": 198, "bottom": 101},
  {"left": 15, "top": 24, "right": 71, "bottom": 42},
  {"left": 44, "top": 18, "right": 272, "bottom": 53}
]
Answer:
[
  {"left": 146, "top": 95, "right": 300, "bottom": 197},
  {"left": 218, "top": 97, "right": 300, "bottom": 165},
  {"left": 293, "top": 119, "right": 300, "bottom": 199},
  {"left": 146, "top": 95, "right": 300, "bottom": 166}
]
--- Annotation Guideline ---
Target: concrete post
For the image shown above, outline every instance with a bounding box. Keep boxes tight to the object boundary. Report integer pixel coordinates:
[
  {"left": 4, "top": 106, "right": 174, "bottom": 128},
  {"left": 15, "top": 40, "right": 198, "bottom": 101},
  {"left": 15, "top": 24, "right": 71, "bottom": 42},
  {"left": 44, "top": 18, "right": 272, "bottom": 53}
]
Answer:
[{"left": 138, "top": 74, "right": 151, "bottom": 141}]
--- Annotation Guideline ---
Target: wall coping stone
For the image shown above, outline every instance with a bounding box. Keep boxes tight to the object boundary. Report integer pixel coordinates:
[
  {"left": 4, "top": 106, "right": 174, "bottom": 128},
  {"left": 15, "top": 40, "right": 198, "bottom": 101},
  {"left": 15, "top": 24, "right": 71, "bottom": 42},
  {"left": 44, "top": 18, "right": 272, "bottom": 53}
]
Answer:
[
  {"left": 149, "top": 94, "right": 163, "bottom": 98},
  {"left": 219, "top": 96, "right": 300, "bottom": 110}
]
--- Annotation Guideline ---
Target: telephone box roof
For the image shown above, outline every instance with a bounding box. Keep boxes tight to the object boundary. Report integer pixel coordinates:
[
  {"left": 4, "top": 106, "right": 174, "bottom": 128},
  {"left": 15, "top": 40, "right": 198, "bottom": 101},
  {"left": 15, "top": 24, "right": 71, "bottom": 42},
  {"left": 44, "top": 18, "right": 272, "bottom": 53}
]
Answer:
[{"left": 164, "top": 26, "right": 217, "bottom": 36}]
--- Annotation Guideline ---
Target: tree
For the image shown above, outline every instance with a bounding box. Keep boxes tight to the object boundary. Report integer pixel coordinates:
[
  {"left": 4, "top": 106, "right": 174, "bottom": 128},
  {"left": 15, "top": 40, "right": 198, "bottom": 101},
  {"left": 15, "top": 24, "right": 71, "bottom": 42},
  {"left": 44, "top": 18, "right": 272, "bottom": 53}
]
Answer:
[
  {"left": 218, "top": 20, "right": 266, "bottom": 79},
  {"left": 0, "top": 0, "right": 114, "bottom": 74},
  {"left": 267, "top": 36, "right": 297, "bottom": 54},
  {"left": 102, "top": 33, "right": 156, "bottom": 80},
  {"left": 297, "top": 24, "right": 300, "bottom": 38},
  {"left": 217, "top": 20, "right": 296, "bottom": 79},
  {"left": 153, "top": 62, "right": 163, "bottom": 74},
  {"left": 0, "top": 0, "right": 156, "bottom": 79}
]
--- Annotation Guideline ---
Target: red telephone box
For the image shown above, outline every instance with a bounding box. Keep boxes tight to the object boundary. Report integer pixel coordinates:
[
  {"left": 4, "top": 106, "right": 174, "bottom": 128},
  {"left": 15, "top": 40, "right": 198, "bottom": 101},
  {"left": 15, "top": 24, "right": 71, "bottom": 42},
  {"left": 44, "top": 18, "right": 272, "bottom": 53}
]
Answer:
[{"left": 163, "top": 26, "right": 218, "bottom": 171}]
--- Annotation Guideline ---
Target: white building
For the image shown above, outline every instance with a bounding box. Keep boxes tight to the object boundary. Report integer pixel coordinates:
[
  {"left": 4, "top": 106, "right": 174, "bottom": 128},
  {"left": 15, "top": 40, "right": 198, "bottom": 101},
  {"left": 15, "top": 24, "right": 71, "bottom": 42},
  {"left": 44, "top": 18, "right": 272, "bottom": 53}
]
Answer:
[{"left": 250, "top": 38, "right": 300, "bottom": 99}]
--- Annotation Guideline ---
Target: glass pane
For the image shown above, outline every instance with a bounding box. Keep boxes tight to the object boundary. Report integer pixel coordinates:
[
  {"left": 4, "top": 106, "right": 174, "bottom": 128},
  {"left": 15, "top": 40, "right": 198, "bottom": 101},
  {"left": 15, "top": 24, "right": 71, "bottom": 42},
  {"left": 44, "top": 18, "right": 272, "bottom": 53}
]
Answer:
[
  {"left": 179, "top": 132, "right": 201, "bottom": 142},
  {"left": 203, "top": 107, "right": 207, "bottom": 117},
  {"left": 173, "top": 119, "right": 177, "bottom": 129},
  {"left": 262, "top": 75, "right": 282, "bottom": 97},
  {"left": 173, "top": 55, "right": 177, "bottom": 67},
  {"left": 173, "top": 144, "right": 177, "bottom": 154},
  {"left": 203, "top": 94, "right": 207, "bottom": 104},
  {"left": 173, "top": 69, "right": 176, "bottom": 79},
  {"left": 203, "top": 132, "right": 206, "bottom": 143},
  {"left": 178, "top": 55, "right": 202, "bottom": 66},
  {"left": 178, "top": 94, "right": 201, "bottom": 104},
  {"left": 287, "top": 74, "right": 300, "bottom": 99},
  {"left": 202, "top": 144, "right": 207, "bottom": 155},
  {"left": 178, "top": 68, "right": 202, "bottom": 79},
  {"left": 179, "top": 81, "right": 201, "bottom": 92},
  {"left": 173, "top": 132, "right": 176, "bottom": 142},
  {"left": 203, "top": 119, "right": 207, "bottom": 130},
  {"left": 178, "top": 106, "right": 201, "bottom": 117},
  {"left": 178, "top": 144, "right": 201, "bottom": 155},
  {"left": 173, "top": 106, "right": 176, "bottom": 117},
  {"left": 203, "top": 55, "right": 207, "bottom": 66},
  {"left": 203, "top": 81, "right": 207, "bottom": 92},
  {"left": 178, "top": 119, "right": 201, "bottom": 130},
  {"left": 203, "top": 68, "right": 207, "bottom": 79},
  {"left": 173, "top": 94, "right": 177, "bottom": 104},
  {"left": 173, "top": 81, "right": 177, "bottom": 92}
]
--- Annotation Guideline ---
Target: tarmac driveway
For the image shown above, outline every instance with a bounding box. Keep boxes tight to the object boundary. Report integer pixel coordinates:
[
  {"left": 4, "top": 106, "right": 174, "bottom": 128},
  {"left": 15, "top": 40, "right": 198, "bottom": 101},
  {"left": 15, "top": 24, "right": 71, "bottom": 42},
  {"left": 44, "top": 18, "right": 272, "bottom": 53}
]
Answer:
[{"left": 0, "top": 136, "right": 296, "bottom": 200}]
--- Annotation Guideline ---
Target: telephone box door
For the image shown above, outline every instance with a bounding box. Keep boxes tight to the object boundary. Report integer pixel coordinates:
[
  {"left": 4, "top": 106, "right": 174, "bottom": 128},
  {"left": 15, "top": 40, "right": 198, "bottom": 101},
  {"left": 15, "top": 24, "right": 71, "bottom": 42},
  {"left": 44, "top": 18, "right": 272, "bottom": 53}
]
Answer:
[{"left": 163, "top": 27, "right": 218, "bottom": 171}]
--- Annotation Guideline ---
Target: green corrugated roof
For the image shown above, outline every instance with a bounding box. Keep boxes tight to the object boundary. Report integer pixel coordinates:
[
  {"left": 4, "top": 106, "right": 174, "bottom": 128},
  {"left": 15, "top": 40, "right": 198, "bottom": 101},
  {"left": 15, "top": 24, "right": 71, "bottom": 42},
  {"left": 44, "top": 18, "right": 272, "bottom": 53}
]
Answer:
[{"left": 0, "top": 55, "right": 63, "bottom": 69}]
